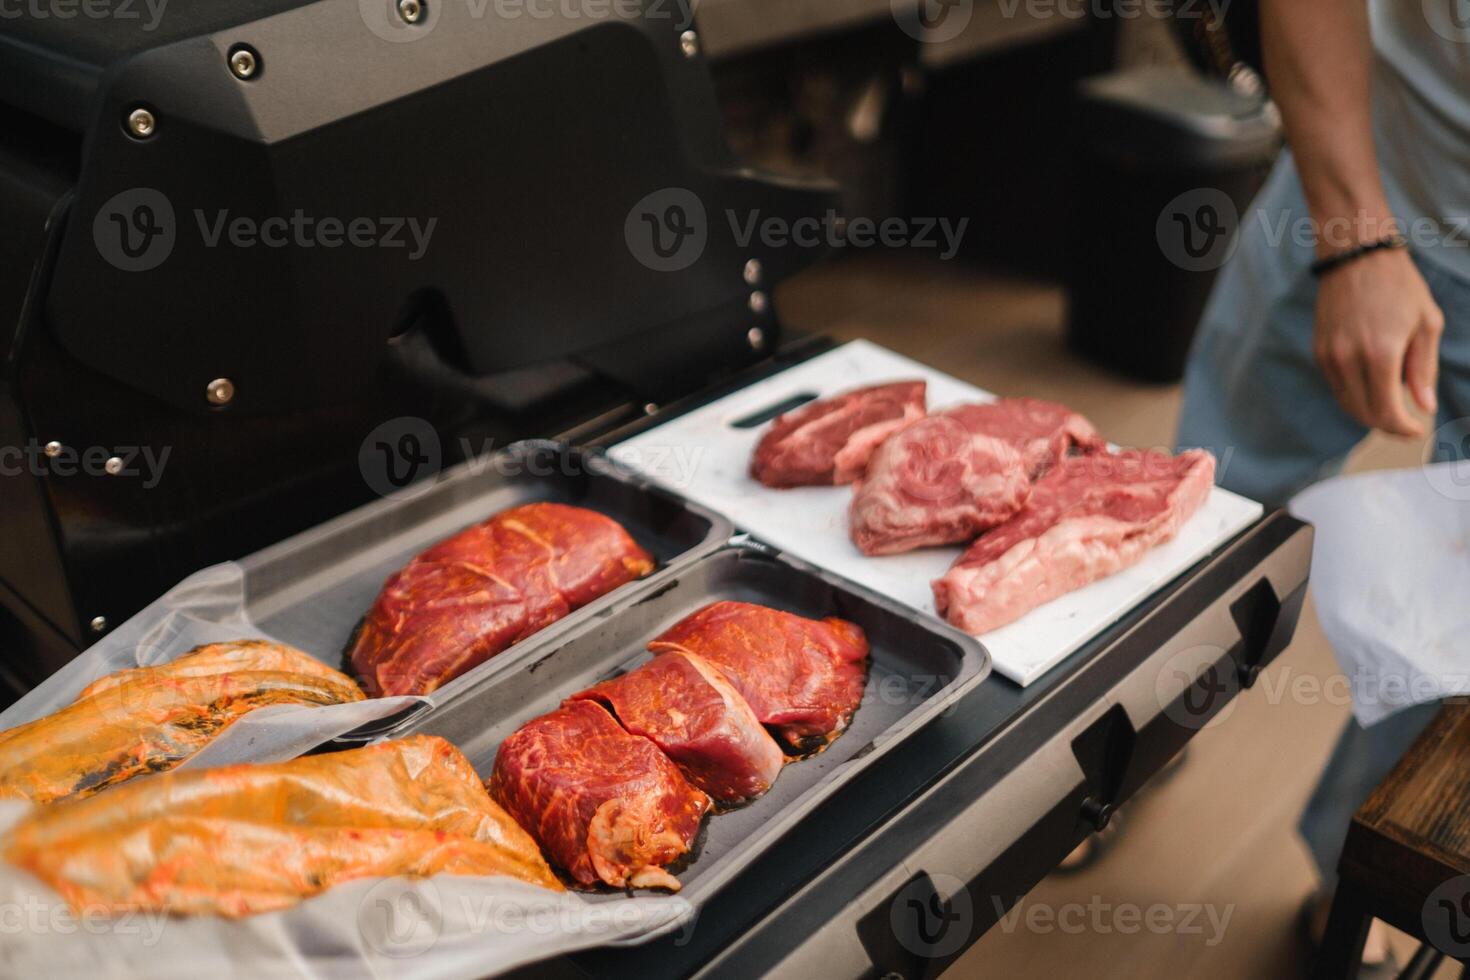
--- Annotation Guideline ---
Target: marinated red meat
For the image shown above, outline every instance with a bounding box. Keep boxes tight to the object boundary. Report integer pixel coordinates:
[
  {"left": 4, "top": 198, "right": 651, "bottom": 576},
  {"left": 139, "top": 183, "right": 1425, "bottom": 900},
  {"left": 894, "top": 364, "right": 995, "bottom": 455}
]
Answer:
[
  {"left": 572, "top": 651, "right": 785, "bottom": 803},
  {"left": 489, "top": 700, "right": 711, "bottom": 891},
  {"left": 349, "top": 502, "right": 655, "bottom": 696},
  {"left": 648, "top": 601, "right": 870, "bottom": 754},
  {"left": 933, "top": 450, "right": 1216, "bottom": 635},
  {"left": 849, "top": 398, "right": 1102, "bottom": 556},
  {"left": 751, "top": 381, "right": 927, "bottom": 487}
]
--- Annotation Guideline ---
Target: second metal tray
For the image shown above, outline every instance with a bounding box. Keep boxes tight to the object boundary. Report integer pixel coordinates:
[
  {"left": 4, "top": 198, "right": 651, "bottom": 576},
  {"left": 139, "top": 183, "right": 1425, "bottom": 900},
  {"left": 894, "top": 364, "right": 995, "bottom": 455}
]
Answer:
[
  {"left": 237, "top": 440, "right": 732, "bottom": 721},
  {"left": 386, "top": 542, "right": 991, "bottom": 905}
]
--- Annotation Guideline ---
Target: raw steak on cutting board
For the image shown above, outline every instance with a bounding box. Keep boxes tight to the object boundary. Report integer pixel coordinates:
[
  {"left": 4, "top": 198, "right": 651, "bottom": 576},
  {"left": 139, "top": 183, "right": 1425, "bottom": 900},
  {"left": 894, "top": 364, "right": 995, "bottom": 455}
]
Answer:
[
  {"left": 849, "top": 398, "right": 1102, "bottom": 556},
  {"left": 750, "top": 380, "right": 927, "bottom": 487},
  {"left": 933, "top": 449, "right": 1216, "bottom": 635}
]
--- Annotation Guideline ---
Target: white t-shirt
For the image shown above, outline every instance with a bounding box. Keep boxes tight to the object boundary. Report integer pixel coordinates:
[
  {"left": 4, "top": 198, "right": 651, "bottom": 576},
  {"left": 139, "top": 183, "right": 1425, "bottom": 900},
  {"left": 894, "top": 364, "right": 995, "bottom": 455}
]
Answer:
[{"left": 1371, "top": 2, "right": 1470, "bottom": 281}]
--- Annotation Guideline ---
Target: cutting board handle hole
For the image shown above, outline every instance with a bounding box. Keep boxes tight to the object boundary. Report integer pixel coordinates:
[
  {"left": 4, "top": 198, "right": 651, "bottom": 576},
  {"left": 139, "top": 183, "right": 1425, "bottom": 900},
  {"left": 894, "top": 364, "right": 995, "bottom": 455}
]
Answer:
[{"left": 730, "top": 392, "right": 819, "bottom": 429}]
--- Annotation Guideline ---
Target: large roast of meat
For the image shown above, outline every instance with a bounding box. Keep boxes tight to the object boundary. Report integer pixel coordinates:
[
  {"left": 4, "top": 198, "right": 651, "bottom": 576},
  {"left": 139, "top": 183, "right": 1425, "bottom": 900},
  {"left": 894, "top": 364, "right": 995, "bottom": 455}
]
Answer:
[
  {"left": 491, "top": 601, "right": 871, "bottom": 891},
  {"left": 349, "top": 502, "right": 655, "bottom": 696},
  {"left": 0, "top": 641, "right": 364, "bottom": 804},
  {"left": 750, "top": 381, "right": 927, "bottom": 487},
  {"left": 933, "top": 450, "right": 1216, "bottom": 634},
  {"left": 4, "top": 735, "right": 561, "bottom": 917}
]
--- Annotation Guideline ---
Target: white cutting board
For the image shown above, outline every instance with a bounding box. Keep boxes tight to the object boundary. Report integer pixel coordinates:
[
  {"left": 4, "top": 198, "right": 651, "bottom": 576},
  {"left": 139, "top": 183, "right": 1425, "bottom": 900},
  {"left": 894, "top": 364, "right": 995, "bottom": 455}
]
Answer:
[{"left": 612, "top": 340, "right": 1263, "bottom": 686}]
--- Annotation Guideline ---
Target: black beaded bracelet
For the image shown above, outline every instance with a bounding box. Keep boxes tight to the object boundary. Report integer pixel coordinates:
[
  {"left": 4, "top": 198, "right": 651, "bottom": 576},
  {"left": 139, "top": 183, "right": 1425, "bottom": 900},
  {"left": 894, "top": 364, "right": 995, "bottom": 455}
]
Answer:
[{"left": 1309, "top": 233, "right": 1409, "bottom": 279}]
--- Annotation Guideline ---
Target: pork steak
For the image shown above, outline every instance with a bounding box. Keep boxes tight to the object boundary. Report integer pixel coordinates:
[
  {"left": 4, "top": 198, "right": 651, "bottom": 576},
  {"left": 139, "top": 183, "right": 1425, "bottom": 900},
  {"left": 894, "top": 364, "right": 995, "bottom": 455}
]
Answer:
[
  {"left": 750, "top": 381, "right": 927, "bottom": 487},
  {"left": 648, "top": 601, "right": 870, "bottom": 754},
  {"left": 572, "top": 650, "right": 785, "bottom": 804},
  {"left": 489, "top": 699, "right": 711, "bottom": 891},
  {"left": 933, "top": 449, "right": 1216, "bottom": 635},
  {"left": 849, "top": 398, "right": 1102, "bottom": 556}
]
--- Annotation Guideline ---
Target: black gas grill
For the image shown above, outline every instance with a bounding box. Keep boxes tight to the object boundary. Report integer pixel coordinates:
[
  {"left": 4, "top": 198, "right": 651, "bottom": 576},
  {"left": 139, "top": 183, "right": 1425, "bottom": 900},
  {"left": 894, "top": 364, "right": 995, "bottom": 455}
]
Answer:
[{"left": 0, "top": 2, "right": 1311, "bottom": 975}]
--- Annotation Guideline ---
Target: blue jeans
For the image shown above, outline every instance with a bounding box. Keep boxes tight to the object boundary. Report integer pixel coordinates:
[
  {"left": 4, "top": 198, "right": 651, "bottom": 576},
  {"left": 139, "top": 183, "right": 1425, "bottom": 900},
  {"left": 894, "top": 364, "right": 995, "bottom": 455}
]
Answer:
[{"left": 1175, "top": 152, "right": 1470, "bottom": 886}]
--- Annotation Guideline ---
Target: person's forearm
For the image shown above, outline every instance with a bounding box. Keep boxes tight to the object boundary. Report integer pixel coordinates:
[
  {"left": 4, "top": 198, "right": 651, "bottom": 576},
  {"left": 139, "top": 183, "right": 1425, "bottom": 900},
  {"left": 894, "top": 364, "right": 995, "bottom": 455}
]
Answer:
[{"left": 1261, "top": 0, "right": 1394, "bottom": 254}]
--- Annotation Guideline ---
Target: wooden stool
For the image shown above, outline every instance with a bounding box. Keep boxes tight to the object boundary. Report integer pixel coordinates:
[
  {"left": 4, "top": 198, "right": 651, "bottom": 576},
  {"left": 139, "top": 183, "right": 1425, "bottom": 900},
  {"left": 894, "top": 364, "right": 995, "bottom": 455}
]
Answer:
[{"left": 1313, "top": 703, "right": 1470, "bottom": 979}]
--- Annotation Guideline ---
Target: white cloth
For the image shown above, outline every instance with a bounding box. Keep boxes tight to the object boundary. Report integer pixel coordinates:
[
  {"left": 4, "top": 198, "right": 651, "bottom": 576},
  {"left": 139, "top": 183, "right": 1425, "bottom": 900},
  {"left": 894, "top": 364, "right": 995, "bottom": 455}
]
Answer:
[{"left": 1290, "top": 461, "right": 1470, "bottom": 725}]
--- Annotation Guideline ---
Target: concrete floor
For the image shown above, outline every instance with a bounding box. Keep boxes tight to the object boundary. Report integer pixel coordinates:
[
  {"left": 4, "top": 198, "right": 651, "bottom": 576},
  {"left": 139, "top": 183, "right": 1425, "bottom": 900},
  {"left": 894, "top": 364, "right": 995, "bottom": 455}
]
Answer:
[{"left": 778, "top": 253, "right": 1445, "bottom": 980}]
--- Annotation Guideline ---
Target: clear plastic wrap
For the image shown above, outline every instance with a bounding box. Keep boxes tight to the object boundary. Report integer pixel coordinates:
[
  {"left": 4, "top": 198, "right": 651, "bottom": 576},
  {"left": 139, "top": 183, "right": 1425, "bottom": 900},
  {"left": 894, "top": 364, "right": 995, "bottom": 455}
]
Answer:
[{"left": 0, "top": 563, "right": 692, "bottom": 977}]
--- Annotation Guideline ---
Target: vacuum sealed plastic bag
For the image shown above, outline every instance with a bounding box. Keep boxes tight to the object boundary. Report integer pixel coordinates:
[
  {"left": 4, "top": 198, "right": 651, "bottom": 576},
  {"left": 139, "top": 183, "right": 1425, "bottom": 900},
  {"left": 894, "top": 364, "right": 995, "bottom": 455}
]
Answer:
[{"left": 0, "top": 640, "right": 364, "bottom": 803}]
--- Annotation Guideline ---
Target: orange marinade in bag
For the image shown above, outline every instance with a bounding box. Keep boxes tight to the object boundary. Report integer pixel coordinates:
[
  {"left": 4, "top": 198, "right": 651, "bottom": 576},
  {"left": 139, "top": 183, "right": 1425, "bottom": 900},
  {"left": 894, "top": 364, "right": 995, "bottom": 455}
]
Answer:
[
  {"left": 5, "top": 735, "right": 562, "bottom": 917},
  {"left": 0, "top": 640, "right": 364, "bottom": 803}
]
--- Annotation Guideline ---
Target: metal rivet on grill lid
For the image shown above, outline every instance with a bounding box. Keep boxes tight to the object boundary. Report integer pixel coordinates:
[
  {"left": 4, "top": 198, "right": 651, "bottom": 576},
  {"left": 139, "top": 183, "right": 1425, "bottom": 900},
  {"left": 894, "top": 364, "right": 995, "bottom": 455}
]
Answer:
[
  {"left": 90, "top": 616, "right": 108, "bottom": 633},
  {"left": 44, "top": 441, "right": 63, "bottom": 458},
  {"left": 126, "top": 107, "right": 156, "bottom": 139},
  {"left": 229, "top": 47, "right": 259, "bottom": 80},
  {"left": 206, "top": 378, "right": 236, "bottom": 406},
  {"left": 748, "top": 291, "right": 768, "bottom": 314},
  {"left": 104, "top": 456, "right": 124, "bottom": 475},
  {"left": 679, "top": 30, "right": 699, "bottom": 58},
  {"left": 398, "top": 0, "right": 424, "bottom": 23},
  {"left": 747, "top": 327, "right": 765, "bottom": 350},
  {"left": 743, "top": 259, "right": 763, "bottom": 285}
]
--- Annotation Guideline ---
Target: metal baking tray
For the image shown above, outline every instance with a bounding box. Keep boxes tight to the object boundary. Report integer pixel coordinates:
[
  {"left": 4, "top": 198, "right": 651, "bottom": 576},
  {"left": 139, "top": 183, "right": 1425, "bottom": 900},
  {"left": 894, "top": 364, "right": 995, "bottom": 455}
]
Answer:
[
  {"left": 237, "top": 440, "right": 733, "bottom": 729},
  {"left": 385, "top": 541, "right": 992, "bottom": 905}
]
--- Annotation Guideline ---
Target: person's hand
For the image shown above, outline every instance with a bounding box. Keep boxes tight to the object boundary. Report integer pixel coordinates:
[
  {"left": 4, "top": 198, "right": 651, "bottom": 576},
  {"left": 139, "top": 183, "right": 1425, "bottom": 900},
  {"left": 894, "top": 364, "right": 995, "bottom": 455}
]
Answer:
[{"left": 1312, "top": 247, "right": 1443, "bottom": 437}]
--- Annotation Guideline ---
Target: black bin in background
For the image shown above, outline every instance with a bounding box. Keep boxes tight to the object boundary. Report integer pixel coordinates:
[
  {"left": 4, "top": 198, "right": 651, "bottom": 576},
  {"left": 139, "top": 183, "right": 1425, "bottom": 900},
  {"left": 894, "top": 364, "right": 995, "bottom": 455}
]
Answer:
[{"left": 1066, "top": 66, "right": 1281, "bottom": 383}]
